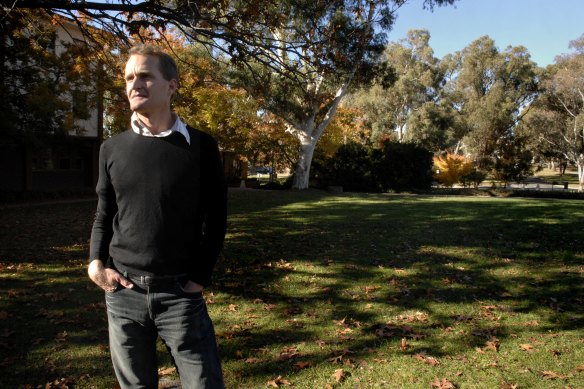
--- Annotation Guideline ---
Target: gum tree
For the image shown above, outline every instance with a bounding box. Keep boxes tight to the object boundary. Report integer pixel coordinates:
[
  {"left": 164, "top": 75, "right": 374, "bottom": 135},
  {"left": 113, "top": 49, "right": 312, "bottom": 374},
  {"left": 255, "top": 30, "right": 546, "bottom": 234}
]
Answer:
[
  {"left": 523, "top": 35, "right": 584, "bottom": 191},
  {"left": 229, "top": 1, "right": 456, "bottom": 189}
]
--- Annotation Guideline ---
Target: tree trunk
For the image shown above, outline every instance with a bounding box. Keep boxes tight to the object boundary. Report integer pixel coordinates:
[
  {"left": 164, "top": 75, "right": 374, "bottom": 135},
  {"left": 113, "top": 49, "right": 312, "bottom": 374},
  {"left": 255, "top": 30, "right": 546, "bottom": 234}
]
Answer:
[
  {"left": 292, "top": 132, "right": 317, "bottom": 189},
  {"left": 578, "top": 158, "right": 584, "bottom": 192}
]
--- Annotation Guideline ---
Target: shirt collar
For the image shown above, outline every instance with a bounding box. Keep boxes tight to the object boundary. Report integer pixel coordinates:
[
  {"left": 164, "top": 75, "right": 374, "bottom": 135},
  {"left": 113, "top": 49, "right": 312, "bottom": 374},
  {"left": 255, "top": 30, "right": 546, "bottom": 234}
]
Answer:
[{"left": 131, "top": 112, "right": 191, "bottom": 145}]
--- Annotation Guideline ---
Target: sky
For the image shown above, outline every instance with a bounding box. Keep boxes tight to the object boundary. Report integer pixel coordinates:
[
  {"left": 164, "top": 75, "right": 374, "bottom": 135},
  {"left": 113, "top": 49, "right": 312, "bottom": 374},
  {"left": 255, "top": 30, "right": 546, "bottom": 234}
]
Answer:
[{"left": 389, "top": 0, "right": 584, "bottom": 67}]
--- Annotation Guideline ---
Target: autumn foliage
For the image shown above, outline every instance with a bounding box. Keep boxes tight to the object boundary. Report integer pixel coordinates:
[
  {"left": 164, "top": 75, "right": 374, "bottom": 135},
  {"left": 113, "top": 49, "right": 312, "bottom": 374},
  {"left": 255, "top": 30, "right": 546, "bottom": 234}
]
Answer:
[{"left": 433, "top": 153, "right": 474, "bottom": 187}]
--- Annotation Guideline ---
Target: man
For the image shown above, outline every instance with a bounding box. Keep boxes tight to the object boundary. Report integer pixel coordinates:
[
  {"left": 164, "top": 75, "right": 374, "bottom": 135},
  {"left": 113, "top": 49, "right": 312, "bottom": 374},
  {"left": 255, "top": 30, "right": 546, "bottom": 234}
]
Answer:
[{"left": 88, "top": 44, "right": 227, "bottom": 388}]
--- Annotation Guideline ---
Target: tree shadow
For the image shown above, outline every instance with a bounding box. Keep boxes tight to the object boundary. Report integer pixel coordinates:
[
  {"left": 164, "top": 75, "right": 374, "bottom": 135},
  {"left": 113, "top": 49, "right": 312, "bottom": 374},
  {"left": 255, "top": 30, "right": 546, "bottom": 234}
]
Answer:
[{"left": 1, "top": 192, "right": 583, "bottom": 386}]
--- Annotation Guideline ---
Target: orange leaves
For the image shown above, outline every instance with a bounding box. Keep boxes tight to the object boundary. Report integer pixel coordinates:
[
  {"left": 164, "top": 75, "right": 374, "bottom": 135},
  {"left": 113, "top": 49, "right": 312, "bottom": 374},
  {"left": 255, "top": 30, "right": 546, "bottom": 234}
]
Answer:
[{"left": 433, "top": 153, "right": 474, "bottom": 187}]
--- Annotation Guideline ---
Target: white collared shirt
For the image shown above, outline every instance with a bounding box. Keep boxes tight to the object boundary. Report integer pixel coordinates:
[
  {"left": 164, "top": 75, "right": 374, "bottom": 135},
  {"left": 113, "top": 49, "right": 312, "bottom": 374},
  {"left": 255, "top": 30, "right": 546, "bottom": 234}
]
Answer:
[{"left": 131, "top": 112, "right": 191, "bottom": 145}]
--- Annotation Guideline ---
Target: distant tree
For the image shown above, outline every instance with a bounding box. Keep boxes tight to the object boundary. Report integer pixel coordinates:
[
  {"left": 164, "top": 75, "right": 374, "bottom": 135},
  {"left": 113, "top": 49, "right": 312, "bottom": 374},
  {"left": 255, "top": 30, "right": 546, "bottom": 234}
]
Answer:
[
  {"left": 228, "top": 1, "right": 456, "bottom": 189},
  {"left": 315, "top": 107, "right": 370, "bottom": 159},
  {"left": 521, "top": 34, "right": 584, "bottom": 191},
  {"left": 490, "top": 133, "right": 533, "bottom": 186},
  {"left": 442, "top": 36, "right": 538, "bottom": 168},
  {"left": 350, "top": 29, "right": 449, "bottom": 148}
]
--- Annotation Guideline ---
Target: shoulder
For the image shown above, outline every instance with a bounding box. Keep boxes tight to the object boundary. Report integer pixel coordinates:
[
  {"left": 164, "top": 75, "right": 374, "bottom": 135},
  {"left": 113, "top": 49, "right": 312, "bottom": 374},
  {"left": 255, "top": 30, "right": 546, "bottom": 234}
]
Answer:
[
  {"left": 100, "top": 130, "right": 133, "bottom": 155},
  {"left": 102, "top": 130, "right": 133, "bottom": 146}
]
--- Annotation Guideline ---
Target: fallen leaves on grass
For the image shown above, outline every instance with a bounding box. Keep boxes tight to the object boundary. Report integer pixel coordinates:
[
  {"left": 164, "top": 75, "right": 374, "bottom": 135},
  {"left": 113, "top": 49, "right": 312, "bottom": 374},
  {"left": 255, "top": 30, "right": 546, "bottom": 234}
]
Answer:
[
  {"left": 520, "top": 344, "right": 535, "bottom": 352},
  {"left": 333, "top": 368, "right": 346, "bottom": 383},
  {"left": 483, "top": 338, "right": 500, "bottom": 352},
  {"left": 414, "top": 352, "right": 439, "bottom": 366},
  {"left": 400, "top": 337, "right": 409, "bottom": 351},
  {"left": 500, "top": 382, "right": 518, "bottom": 389},
  {"left": 277, "top": 346, "right": 300, "bottom": 361},
  {"left": 44, "top": 377, "right": 75, "bottom": 388},
  {"left": 541, "top": 370, "right": 567, "bottom": 380},
  {"left": 293, "top": 361, "right": 311, "bottom": 370},
  {"left": 430, "top": 377, "right": 456, "bottom": 388},
  {"left": 54, "top": 331, "right": 68, "bottom": 343},
  {"left": 267, "top": 375, "right": 291, "bottom": 387}
]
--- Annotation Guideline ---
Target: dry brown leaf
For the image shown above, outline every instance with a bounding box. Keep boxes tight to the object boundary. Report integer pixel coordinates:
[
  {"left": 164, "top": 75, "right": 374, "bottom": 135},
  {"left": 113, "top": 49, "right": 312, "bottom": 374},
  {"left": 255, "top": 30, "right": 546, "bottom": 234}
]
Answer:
[
  {"left": 430, "top": 377, "right": 456, "bottom": 388},
  {"left": 400, "top": 337, "right": 408, "bottom": 351},
  {"left": 244, "top": 357, "right": 260, "bottom": 364},
  {"left": 228, "top": 304, "right": 237, "bottom": 312},
  {"left": 484, "top": 340, "right": 499, "bottom": 352},
  {"left": 575, "top": 364, "right": 584, "bottom": 372},
  {"left": 541, "top": 370, "right": 566, "bottom": 380},
  {"left": 414, "top": 353, "right": 439, "bottom": 366},
  {"left": 293, "top": 361, "right": 311, "bottom": 370},
  {"left": 520, "top": 344, "right": 534, "bottom": 352},
  {"left": 315, "top": 340, "right": 326, "bottom": 348},
  {"left": 44, "top": 377, "right": 75, "bottom": 389},
  {"left": 333, "top": 368, "right": 346, "bottom": 383},
  {"left": 266, "top": 375, "right": 290, "bottom": 387},
  {"left": 499, "top": 382, "right": 518, "bottom": 389}
]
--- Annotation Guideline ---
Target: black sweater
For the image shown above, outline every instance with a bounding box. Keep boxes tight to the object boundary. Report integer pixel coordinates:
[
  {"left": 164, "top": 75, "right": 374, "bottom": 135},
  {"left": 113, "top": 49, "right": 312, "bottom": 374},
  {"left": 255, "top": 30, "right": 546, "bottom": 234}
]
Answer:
[{"left": 89, "top": 127, "right": 227, "bottom": 286}]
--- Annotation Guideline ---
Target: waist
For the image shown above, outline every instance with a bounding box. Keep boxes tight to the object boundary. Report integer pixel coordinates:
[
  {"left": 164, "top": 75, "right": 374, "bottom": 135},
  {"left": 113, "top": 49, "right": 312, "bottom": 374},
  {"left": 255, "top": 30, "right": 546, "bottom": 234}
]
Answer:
[{"left": 123, "top": 272, "right": 188, "bottom": 286}]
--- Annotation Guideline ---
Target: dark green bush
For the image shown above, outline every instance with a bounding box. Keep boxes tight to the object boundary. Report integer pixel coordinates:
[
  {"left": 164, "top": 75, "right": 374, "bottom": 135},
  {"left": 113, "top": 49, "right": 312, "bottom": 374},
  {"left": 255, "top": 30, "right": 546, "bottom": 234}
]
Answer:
[
  {"left": 460, "top": 169, "right": 487, "bottom": 188},
  {"left": 315, "top": 142, "right": 377, "bottom": 192},
  {"left": 370, "top": 141, "right": 433, "bottom": 192}
]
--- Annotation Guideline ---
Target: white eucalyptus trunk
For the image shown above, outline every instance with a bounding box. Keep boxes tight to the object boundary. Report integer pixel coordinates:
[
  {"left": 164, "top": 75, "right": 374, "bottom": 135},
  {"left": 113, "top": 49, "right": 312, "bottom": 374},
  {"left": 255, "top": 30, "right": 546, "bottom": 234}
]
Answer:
[
  {"left": 292, "top": 131, "right": 317, "bottom": 189},
  {"left": 578, "top": 156, "right": 584, "bottom": 192}
]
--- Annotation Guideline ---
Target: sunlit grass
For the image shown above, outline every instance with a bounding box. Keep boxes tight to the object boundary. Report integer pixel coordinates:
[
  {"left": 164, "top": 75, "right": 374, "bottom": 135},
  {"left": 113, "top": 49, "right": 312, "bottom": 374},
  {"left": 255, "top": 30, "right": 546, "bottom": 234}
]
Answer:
[{"left": 0, "top": 192, "right": 583, "bottom": 387}]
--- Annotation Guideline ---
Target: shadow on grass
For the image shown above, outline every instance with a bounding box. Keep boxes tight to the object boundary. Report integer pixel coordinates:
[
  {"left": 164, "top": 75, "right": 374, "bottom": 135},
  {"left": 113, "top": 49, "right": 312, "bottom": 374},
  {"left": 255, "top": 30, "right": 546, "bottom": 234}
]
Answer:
[
  {"left": 217, "top": 190, "right": 584, "bottom": 382},
  {"left": 1, "top": 191, "right": 583, "bottom": 386}
]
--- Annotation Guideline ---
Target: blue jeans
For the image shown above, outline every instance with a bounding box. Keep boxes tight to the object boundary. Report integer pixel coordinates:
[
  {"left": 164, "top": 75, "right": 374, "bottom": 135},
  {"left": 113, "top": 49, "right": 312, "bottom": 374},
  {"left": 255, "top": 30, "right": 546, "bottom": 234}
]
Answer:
[{"left": 105, "top": 278, "right": 224, "bottom": 389}]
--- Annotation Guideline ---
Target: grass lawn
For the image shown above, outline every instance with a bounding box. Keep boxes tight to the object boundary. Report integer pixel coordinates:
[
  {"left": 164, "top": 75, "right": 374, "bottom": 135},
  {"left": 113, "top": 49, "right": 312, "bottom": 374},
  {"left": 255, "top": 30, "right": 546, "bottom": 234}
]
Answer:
[
  {"left": 0, "top": 190, "right": 583, "bottom": 388},
  {"left": 535, "top": 167, "right": 580, "bottom": 186}
]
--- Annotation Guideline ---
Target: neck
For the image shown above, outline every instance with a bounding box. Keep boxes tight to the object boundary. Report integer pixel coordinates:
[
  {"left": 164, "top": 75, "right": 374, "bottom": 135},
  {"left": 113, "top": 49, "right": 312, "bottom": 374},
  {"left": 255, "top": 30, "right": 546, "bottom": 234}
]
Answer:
[{"left": 135, "top": 110, "right": 174, "bottom": 135}]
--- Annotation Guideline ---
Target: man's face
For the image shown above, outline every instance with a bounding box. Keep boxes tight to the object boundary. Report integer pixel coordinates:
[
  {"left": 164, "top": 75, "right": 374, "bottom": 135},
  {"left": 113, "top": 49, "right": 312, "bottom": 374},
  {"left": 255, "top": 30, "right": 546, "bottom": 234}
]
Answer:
[{"left": 124, "top": 54, "right": 177, "bottom": 115}]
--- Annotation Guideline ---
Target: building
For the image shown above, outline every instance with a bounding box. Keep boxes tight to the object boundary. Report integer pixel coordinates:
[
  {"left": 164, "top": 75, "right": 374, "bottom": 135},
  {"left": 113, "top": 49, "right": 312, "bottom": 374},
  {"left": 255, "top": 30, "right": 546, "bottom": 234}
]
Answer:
[{"left": 0, "top": 15, "right": 102, "bottom": 195}]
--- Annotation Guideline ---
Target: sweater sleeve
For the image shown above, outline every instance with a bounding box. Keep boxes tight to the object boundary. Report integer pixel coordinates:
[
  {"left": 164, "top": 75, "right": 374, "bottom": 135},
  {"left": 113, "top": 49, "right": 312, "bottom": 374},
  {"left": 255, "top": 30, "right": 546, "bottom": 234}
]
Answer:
[
  {"left": 190, "top": 133, "right": 227, "bottom": 286},
  {"left": 89, "top": 141, "right": 117, "bottom": 263}
]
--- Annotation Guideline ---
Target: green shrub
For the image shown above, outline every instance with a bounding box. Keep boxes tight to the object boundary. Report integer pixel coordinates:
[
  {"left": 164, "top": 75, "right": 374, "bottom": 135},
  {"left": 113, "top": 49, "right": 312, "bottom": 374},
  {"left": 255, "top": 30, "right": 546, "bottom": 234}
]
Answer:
[
  {"left": 371, "top": 141, "right": 433, "bottom": 192},
  {"left": 316, "top": 142, "right": 377, "bottom": 192},
  {"left": 460, "top": 169, "right": 487, "bottom": 188}
]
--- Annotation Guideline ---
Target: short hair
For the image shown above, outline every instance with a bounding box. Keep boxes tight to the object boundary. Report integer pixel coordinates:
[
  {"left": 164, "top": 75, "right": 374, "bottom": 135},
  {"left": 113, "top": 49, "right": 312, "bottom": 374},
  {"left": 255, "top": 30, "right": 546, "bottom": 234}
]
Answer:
[{"left": 128, "top": 44, "right": 179, "bottom": 83}]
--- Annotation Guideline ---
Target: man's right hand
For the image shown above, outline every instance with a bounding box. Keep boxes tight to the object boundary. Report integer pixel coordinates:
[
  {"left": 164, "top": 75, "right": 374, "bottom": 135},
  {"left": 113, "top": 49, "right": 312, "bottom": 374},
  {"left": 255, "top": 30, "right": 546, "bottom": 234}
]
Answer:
[{"left": 88, "top": 259, "right": 134, "bottom": 292}]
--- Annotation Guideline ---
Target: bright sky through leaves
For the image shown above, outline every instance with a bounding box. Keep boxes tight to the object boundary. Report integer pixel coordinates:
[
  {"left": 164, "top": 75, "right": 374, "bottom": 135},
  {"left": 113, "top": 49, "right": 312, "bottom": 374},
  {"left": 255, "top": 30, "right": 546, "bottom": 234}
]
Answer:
[{"left": 391, "top": 0, "right": 584, "bottom": 66}]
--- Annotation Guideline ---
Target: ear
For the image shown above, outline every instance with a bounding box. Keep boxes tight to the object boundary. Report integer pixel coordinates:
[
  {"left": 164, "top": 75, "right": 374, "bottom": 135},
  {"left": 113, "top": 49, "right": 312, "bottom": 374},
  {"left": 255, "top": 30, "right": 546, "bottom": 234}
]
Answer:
[{"left": 168, "top": 78, "right": 178, "bottom": 97}]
